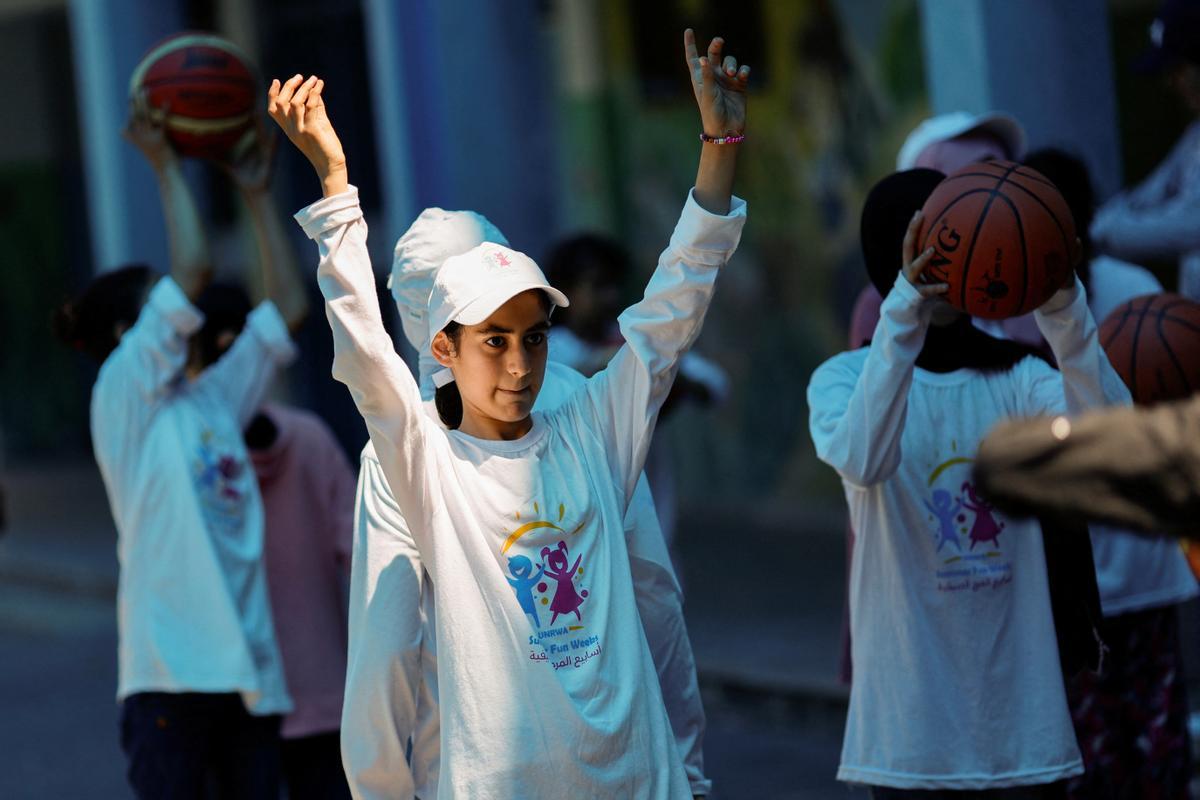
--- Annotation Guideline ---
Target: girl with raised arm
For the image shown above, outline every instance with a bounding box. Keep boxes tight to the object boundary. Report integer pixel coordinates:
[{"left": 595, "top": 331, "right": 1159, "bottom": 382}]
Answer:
[{"left": 269, "top": 29, "right": 747, "bottom": 798}]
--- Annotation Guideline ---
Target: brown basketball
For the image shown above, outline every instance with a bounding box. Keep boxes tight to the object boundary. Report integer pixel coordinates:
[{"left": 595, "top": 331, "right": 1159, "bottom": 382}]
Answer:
[
  {"left": 917, "top": 160, "right": 1077, "bottom": 319},
  {"left": 129, "top": 32, "right": 257, "bottom": 158},
  {"left": 1099, "top": 293, "right": 1200, "bottom": 405}
]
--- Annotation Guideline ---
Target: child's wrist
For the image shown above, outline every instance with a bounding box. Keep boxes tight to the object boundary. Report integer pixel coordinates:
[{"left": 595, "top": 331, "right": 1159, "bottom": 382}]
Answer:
[
  {"left": 699, "top": 131, "right": 745, "bottom": 145},
  {"left": 319, "top": 165, "right": 349, "bottom": 198}
]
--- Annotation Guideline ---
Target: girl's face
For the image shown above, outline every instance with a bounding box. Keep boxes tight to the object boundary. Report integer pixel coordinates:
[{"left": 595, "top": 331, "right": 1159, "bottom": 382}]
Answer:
[{"left": 434, "top": 289, "right": 550, "bottom": 440}]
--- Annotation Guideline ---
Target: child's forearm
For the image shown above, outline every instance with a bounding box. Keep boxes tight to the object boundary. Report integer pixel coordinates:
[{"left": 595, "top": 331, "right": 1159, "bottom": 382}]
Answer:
[
  {"left": 808, "top": 276, "right": 928, "bottom": 487},
  {"left": 319, "top": 164, "right": 349, "bottom": 198},
  {"left": 1035, "top": 279, "right": 1132, "bottom": 413},
  {"left": 242, "top": 188, "right": 310, "bottom": 331},
  {"left": 155, "top": 161, "right": 213, "bottom": 300},
  {"left": 693, "top": 143, "right": 738, "bottom": 216}
]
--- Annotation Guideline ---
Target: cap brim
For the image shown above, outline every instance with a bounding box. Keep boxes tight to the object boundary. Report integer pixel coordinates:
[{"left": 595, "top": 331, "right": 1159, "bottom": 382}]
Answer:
[{"left": 454, "top": 282, "right": 570, "bottom": 326}]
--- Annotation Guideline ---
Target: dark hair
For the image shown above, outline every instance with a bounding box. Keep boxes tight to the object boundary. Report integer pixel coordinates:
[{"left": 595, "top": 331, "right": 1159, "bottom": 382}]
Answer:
[
  {"left": 193, "top": 282, "right": 252, "bottom": 368},
  {"left": 1022, "top": 148, "right": 1095, "bottom": 286},
  {"left": 860, "top": 169, "right": 947, "bottom": 297},
  {"left": 434, "top": 321, "right": 464, "bottom": 428},
  {"left": 52, "top": 264, "right": 156, "bottom": 363},
  {"left": 544, "top": 233, "right": 632, "bottom": 290}
]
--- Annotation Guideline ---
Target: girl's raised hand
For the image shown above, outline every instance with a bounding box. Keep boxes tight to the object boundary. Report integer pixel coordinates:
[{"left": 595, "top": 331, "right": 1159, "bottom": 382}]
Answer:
[
  {"left": 902, "top": 211, "right": 951, "bottom": 299},
  {"left": 267, "top": 75, "right": 347, "bottom": 196},
  {"left": 123, "top": 90, "right": 176, "bottom": 171},
  {"left": 684, "top": 28, "right": 750, "bottom": 138}
]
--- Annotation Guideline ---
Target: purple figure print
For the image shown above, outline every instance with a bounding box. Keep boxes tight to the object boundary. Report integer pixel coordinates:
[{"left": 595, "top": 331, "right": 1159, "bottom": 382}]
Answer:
[
  {"left": 923, "top": 489, "right": 963, "bottom": 553},
  {"left": 961, "top": 481, "right": 1006, "bottom": 550},
  {"left": 541, "top": 540, "right": 584, "bottom": 625}
]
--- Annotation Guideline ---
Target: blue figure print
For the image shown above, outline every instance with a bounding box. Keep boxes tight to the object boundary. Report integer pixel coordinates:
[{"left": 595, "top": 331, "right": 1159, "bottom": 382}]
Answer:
[
  {"left": 924, "top": 488, "right": 963, "bottom": 553},
  {"left": 507, "top": 555, "right": 545, "bottom": 629}
]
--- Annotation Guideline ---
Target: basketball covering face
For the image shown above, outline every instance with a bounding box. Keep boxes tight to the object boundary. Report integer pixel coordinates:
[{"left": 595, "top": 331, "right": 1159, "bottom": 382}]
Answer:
[{"left": 916, "top": 160, "right": 1078, "bottom": 320}]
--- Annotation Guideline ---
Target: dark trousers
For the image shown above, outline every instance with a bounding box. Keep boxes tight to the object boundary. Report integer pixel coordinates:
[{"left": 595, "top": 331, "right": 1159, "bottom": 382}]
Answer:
[
  {"left": 1066, "top": 605, "right": 1191, "bottom": 800},
  {"left": 868, "top": 785, "right": 1067, "bottom": 800},
  {"left": 281, "top": 731, "right": 351, "bottom": 800},
  {"left": 119, "top": 692, "right": 281, "bottom": 800}
]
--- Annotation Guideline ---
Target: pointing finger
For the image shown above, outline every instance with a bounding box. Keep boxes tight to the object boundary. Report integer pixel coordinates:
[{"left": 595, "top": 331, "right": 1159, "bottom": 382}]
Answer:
[{"left": 684, "top": 28, "right": 699, "bottom": 68}]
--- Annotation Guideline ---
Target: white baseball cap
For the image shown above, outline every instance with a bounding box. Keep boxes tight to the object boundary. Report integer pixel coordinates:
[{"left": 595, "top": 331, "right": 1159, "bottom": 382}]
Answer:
[
  {"left": 428, "top": 243, "right": 569, "bottom": 370},
  {"left": 896, "top": 111, "right": 1027, "bottom": 170}
]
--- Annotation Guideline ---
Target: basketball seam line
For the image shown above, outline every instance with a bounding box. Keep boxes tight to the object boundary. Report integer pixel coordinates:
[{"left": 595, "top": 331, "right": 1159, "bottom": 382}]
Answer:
[
  {"left": 986, "top": 178, "right": 1072, "bottom": 258},
  {"left": 1156, "top": 304, "right": 1192, "bottom": 396},
  {"left": 939, "top": 168, "right": 1059, "bottom": 191},
  {"left": 1128, "top": 294, "right": 1156, "bottom": 400},
  {"left": 958, "top": 162, "right": 1023, "bottom": 311}
]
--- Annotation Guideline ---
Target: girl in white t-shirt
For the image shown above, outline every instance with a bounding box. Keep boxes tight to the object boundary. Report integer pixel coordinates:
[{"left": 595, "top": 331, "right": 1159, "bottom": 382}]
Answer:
[
  {"left": 809, "top": 168, "right": 1132, "bottom": 797},
  {"left": 268, "top": 29, "right": 748, "bottom": 799},
  {"left": 343, "top": 208, "right": 712, "bottom": 799}
]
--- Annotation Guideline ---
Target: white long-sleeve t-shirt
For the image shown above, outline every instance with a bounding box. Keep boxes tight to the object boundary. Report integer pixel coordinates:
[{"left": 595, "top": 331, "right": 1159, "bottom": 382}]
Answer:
[
  {"left": 297, "top": 186, "right": 744, "bottom": 798},
  {"left": 1092, "top": 121, "right": 1200, "bottom": 300},
  {"left": 346, "top": 361, "right": 708, "bottom": 799},
  {"left": 1081, "top": 258, "right": 1198, "bottom": 616},
  {"left": 91, "top": 277, "right": 295, "bottom": 714},
  {"left": 808, "top": 274, "right": 1130, "bottom": 790}
]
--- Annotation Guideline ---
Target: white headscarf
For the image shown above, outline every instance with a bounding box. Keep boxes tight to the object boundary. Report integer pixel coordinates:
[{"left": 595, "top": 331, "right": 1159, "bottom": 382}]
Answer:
[{"left": 390, "top": 208, "right": 509, "bottom": 399}]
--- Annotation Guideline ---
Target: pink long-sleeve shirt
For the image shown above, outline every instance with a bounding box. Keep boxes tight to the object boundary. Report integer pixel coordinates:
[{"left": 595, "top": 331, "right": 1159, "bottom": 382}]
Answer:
[{"left": 251, "top": 402, "right": 356, "bottom": 739}]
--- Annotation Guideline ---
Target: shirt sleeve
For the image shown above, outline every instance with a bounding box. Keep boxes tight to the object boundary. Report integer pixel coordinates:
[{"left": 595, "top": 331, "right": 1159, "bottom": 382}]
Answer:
[
  {"left": 623, "top": 474, "right": 710, "bottom": 796},
  {"left": 808, "top": 274, "right": 929, "bottom": 487},
  {"left": 342, "top": 446, "right": 425, "bottom": 800},
  {"left": 975, "top": 395, "right": 1200, "bottom": 537},
  {"left": 91, "top": 276, "right": 204, "bottom": 448},
  {"left": 563, "top": 190, "right": 746, "bottom": 501},
  {"left": 194, "top": 301, "right": 298, "bottom": 429},
  {"left": 1092, "top": 126, "right": 1200, "bottom": 261},
  {"left": 294, "top": 187, "right": 437, "bottom": 535},
  {"left": 1022, "top": 279, "right": 1133, "bottom": 416}
]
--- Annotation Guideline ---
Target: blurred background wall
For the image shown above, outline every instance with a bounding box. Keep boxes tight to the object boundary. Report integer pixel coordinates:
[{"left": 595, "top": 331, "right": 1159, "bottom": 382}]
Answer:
[{"left": 0, "top": 0, "right": 1183, "bottom": 517}]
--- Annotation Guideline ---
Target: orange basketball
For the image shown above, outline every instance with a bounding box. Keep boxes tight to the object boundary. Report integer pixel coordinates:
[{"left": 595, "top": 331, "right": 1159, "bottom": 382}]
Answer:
[
  {"left": 917, "top": 160, "right": 1077, "bottom": 319},
  {"left": 1099, "top": 293, "right": 1200, "bottom": 405},
  {"left": 129, "top": 32, "right": 257, "bottom": 158}
]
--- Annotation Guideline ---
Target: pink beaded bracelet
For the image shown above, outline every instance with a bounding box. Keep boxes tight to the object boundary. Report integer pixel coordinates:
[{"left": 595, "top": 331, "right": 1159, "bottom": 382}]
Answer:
[{"left": 699, "top": 131, "right": 746, "bottom": 145}]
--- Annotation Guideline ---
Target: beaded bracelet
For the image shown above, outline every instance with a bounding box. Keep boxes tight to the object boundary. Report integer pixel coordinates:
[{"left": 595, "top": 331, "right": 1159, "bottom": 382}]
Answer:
[{"left": 699, "top": 131, "right": 746, "bottom": 145}]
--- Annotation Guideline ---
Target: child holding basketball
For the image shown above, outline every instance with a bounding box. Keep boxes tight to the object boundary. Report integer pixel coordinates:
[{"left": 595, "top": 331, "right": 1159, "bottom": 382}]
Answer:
[
  {"left": 270, "top": 28, "right": 746, "bottom": 797},
  {"left": 808, "top": 169, "right": 1132, "bottom": 797},
  {"left": 54, "top": 98, "right": 308, "bottom": 798}
]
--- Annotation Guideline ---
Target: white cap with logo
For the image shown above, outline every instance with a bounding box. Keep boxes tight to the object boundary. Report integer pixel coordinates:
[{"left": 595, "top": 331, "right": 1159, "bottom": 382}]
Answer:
[{"left": 428, "top": 243, "right": 570, "bottom": 388}]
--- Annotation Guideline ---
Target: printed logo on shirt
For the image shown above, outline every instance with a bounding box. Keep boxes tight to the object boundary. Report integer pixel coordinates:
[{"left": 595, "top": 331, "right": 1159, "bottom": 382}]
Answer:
[
  {"left": 192, "top": 429, "right": 249, "bottom": 537},
  {"left": 922, "top": 447, "right": 1012, "bottom": 594},
  {"left": 498, "top": 501, "right": 604, "bottom": 672}
]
